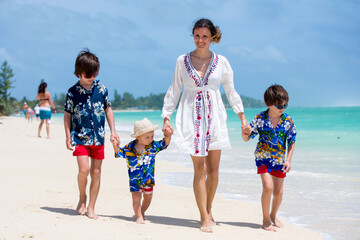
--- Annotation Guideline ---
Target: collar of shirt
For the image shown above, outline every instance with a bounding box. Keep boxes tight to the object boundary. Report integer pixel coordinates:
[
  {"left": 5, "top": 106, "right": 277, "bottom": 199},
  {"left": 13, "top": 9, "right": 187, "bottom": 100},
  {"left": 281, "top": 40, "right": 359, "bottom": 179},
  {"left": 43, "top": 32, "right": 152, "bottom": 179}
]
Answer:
[{"left": 76, "top": 80, "right": 100, "bottom": 94}]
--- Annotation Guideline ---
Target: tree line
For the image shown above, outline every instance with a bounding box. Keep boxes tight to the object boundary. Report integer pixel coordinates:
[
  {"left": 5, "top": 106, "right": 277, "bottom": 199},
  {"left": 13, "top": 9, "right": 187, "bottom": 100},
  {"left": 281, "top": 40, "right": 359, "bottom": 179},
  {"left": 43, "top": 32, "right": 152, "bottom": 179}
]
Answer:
[{"left": 0, "top": 60, "right": 264, "bottom": 116}]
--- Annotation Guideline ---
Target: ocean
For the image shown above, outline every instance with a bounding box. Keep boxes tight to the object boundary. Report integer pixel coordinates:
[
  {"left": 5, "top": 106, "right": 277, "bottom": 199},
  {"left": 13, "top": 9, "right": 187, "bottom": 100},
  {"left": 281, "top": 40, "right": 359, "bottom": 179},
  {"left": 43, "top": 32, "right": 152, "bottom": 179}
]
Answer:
[{"left": 52, "top": 106, "right": 360, "bottom": 240}]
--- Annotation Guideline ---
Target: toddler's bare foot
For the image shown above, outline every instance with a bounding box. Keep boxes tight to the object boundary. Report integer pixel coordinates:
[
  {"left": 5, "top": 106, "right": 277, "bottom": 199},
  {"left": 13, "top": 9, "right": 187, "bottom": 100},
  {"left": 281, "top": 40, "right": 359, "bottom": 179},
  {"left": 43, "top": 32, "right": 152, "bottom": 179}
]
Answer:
[
  {"left": 262, "top": 221, "right": 276, "bottom": 232},
  {"left": 87, "top": 207, "right": 99, "bottom": 220},
  {"left": 271, "top": 216, "right": 284, "bottom": 228},
  {"left": 76, "top": 197, "right": 86, "bottom": 215},
  {"left": 136, "top": 217, "right": 145, "bottom": 224}
]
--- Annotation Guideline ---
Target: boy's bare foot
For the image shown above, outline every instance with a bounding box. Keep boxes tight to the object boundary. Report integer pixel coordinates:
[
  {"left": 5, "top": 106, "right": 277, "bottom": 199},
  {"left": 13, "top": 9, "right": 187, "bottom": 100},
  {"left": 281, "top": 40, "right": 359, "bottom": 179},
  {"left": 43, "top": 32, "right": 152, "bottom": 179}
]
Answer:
[
  {"left": 76, "top": 197, "right": 86, "bottom": 215},
  {"left": 262, "top": 221, "right": 277, "bottom": 232},
  {"left": 271, "top": 216, "right": 284, "bottom": 228},
  {"left": 87, "top": 207, "right": 99, "bottom": 220},
  {"left": 136, "top": 217, "right": 145, "bottom": 224}
]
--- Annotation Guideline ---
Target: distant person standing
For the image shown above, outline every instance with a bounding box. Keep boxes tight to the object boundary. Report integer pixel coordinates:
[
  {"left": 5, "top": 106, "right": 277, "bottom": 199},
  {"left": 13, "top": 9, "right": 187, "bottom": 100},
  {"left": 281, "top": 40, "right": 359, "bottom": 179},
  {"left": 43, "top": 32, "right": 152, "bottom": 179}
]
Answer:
[
  {"left": 22, "top": 102, "right": 28, "bottom": 119},
  {"left": 34, "top": 104, "right": 40, "bottom": 121},
  {"left": 36, "top": 82, "right": 56, "bottom": 138}
]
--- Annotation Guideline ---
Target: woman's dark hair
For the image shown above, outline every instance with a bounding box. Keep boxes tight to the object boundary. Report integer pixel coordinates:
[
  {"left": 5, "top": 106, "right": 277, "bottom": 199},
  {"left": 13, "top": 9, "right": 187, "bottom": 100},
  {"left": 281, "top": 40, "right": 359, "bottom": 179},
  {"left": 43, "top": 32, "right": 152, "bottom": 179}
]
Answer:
[
  {"left": 74, "top": 48, "right": 100, "bottom": 78},
  {"left": 192, "top": 18, "right": 222, "bottom": 44},
  {"left": 264, "top": 84, "right": 289, "bottom": 106},
  {"left": 38, "top": 82, "right": 47, "bottom": 94}
]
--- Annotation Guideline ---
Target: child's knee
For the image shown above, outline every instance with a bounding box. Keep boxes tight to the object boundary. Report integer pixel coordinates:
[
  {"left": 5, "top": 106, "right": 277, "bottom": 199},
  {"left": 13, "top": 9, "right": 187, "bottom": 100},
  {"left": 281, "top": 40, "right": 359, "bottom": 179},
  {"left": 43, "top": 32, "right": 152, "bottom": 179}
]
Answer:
[{"left": 262, "top": 183, "right": 274, "bottom": 194}]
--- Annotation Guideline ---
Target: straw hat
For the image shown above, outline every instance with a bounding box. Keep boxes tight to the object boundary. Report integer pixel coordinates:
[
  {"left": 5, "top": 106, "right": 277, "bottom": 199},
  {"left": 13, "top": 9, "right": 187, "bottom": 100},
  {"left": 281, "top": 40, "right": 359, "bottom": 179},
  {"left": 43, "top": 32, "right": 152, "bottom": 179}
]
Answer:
[{"left": 130, "top": 118, "right": 158, "bottom": 138}]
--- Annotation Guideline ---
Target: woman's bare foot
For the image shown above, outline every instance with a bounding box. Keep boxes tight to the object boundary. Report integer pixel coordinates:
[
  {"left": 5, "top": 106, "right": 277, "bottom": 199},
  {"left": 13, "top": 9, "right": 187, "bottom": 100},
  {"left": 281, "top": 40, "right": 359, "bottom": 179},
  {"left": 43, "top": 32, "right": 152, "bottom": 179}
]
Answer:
[
  {"left": 136, "top": 217, "right": 145, "bottom": 224},
  {"left": 271, "top": 216, "right": 284, "bottom": 228},
  {"left": 209, "top": 212, "right": 216, "bottom": 226},
  {"left": 262, "top": 221, "right": 276, "bottom": 232},
  {"left": 87, "top": 207, "right": 99, "bottom": 220},
  {"left": 76, "top": 197, "right": 86, "bottom": 215},
  {"left": 200, "top": 225, "right": 213, "bottom": 233}
]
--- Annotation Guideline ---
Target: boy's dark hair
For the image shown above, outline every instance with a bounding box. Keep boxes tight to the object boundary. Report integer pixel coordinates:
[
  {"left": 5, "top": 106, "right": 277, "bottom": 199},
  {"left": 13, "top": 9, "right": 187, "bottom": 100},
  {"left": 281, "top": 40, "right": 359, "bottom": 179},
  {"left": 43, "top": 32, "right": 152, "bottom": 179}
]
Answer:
[
  {"left": 264, "top": 84, "right": 289, "bottom": 106},
  {"left": 74, "top": 48, "right": 100, "bottom": 78}
]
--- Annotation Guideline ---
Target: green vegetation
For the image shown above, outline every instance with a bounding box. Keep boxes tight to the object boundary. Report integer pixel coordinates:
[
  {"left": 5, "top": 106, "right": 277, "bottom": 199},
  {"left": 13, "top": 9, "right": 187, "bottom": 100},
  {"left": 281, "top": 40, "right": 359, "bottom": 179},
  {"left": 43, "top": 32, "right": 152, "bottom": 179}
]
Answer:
[
  {"left": 0, "top": 61, "right": 16, "bottom": 116},
  {"left": 222, "top": 93, "right": 265, "bottom": 108}
]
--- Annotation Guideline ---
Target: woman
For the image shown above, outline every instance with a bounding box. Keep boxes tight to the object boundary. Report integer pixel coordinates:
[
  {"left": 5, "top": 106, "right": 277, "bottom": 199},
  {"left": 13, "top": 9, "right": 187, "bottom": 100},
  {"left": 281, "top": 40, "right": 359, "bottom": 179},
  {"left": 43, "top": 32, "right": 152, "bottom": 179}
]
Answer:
[
  {"left": 36, "top": 82, "right": 56, "bottom": 138},
  {"left": 162, "top": 18, "right": 250, "bottom": 232}
]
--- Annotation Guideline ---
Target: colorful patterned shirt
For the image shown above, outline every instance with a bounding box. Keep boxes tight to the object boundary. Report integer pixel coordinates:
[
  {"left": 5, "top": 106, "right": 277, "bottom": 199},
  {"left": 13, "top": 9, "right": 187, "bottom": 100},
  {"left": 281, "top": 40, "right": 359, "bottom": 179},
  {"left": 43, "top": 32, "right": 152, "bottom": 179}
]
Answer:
[
  {"left": 249, "top": 109, "right": 296, "bottom": 172},
  {"left": 115, "top": 139, "right": 168, "bottom": 192},
  {"left": 64, "top": 80, "right": 111, "bottom": 146}
]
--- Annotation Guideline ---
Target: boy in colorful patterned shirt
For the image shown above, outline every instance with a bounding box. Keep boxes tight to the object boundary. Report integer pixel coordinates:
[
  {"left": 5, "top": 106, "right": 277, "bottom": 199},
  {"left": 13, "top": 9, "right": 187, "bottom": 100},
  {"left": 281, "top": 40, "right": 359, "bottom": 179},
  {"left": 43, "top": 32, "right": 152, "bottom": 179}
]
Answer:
[
  {"left": 64, "top": 49, "right": 120, "bottom": 219},
  {"left": 112, "top": 118, "right": 172, "bottom": 224},
  {"left": 242, "top": 84, "right": 296, "bottom": 232}
]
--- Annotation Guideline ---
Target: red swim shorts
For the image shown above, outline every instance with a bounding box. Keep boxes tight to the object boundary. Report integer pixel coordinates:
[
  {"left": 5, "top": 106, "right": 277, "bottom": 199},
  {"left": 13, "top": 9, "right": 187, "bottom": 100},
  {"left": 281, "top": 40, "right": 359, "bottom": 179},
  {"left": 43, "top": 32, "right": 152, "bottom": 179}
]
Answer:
[
  {"left": 257, "top": 165, "right": 286, "bottom": 178},
  {"left": 73, "top": 144, "right": 105, "bottom": 160}
]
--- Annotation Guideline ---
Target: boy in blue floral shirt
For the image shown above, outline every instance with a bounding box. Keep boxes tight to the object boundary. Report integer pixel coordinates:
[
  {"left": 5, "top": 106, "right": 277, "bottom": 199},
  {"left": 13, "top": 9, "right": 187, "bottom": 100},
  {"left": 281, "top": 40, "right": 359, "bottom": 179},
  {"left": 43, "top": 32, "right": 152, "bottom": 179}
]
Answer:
[
  {"left": 112, "top": 118, "right": 172, "bottom": 224},
  {"left": 64, "top": 49, "right": 120, "bottom": 219},
  {"left": 242, "top": 84, "right": 296, "bottom": 232}
]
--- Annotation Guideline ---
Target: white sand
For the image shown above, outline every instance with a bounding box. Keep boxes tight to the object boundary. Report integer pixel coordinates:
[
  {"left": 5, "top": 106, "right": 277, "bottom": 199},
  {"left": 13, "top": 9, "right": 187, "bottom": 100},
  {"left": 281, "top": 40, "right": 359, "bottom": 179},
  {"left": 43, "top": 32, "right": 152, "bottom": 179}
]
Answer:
[{"left": 0, "top": 116, "right": 322, "bottom": 240}]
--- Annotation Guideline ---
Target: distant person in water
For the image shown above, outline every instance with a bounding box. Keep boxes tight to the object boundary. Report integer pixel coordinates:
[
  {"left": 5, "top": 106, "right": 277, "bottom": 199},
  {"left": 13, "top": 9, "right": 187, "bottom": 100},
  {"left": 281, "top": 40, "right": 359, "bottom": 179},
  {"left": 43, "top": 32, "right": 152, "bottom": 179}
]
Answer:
[
  {"left": 35, "top": 82, "right": 56, "bottom": 138},
  {"left": 242, "top": 84, "right": 296, "bottom": 232},
  {"left": 64, "top": 49, "right": 120, "bottom": 220}
]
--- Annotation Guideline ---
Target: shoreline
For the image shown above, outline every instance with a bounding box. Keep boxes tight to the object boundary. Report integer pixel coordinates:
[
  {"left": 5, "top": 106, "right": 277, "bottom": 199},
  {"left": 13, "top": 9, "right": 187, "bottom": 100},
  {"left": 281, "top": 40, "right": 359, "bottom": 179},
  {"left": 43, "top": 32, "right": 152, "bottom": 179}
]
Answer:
[{"left": 0, "top": 116, "right": 322, "bottom": 240}]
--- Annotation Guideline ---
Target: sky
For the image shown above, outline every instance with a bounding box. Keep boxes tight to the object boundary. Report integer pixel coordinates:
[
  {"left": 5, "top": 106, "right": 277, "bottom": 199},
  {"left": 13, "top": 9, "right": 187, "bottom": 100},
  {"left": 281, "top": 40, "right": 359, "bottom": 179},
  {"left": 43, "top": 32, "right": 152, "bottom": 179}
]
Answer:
[{"left": 0, "top": 0, "right": 359, "bottom": 107}]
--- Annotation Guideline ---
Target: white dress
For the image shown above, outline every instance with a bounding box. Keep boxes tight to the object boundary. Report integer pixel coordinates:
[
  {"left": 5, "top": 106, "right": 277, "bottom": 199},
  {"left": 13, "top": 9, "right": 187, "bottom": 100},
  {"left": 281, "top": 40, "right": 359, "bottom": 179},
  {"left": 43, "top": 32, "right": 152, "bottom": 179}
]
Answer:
[{"left": 162, "top": 53, "right": 244, "bottom": 156}]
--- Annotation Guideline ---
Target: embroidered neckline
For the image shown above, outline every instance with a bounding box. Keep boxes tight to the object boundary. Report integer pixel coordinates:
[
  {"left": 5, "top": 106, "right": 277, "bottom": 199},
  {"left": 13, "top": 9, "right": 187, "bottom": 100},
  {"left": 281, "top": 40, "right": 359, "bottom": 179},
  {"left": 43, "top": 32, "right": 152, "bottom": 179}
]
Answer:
[{"left": 184, "top": 53, "right": 219, "bottom": 87}]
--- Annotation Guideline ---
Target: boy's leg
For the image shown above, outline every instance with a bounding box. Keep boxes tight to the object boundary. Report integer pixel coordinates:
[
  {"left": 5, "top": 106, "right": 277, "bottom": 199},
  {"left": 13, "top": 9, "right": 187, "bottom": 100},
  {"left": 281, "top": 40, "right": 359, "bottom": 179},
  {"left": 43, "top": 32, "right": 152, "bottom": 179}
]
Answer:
[
  {"left": 76, "top": 156, "right": 90, "bottom": 215},
  {"left": 270, "top": 176, "right": 285, "bottom": 228},
  {"left": 205, "top": 150, "right": 221, "bottom": 225},
  {"left": 131, "top": 192, "right": 145, "bottom": 224},
  {"left": 141, "top": 191, "right": 153, "bottom": 219},
  {"left": 260, "top": 173, "right": 276, "bottom": 232},
  {"left": 87, "top": 158, "right": 103, "bottom": 219}
]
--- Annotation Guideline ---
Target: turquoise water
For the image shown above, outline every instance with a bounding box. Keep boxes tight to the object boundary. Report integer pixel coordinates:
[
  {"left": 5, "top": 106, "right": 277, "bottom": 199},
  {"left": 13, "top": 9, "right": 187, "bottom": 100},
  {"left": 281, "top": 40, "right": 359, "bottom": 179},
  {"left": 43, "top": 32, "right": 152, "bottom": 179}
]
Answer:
[{"left": 52, "top": 107, "right": 360, "bottom": 240}]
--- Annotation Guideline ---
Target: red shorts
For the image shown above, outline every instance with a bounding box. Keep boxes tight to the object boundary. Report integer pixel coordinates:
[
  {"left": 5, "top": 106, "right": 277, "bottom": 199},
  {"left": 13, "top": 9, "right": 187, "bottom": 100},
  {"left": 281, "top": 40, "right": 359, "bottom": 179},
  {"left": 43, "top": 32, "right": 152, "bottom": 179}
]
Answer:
[
  {"left": 257, "top": 165, "right": 286, "bottom": 178},
  {"left": 73, "top": 144, "right": 105, "bottom": 160},
  {"left": 139, "top": 186, "right": 153, "bottom": 194}
]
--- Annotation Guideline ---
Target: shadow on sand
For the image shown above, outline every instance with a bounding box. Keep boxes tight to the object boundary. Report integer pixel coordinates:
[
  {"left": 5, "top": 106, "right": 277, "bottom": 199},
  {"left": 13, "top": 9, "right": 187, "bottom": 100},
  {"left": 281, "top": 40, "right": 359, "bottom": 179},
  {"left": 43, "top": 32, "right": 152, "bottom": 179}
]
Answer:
[
  {"left": 101, "top": 214, "right": 200, "bottom": 229},
  {"left": 40, "top": 206, "right": 79, "bottom": 216}
]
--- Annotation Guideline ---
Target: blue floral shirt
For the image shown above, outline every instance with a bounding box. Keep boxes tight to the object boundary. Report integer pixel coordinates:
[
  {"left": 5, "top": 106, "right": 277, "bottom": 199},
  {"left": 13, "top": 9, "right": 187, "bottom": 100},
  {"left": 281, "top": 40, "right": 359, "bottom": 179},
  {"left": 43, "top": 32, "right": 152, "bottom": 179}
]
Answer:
[
  {"left": 115, "top": 139, "right": 168, "bottom": 192},
  {"left": 249, "top": 109, "right": 296, "bottom": 172},
  {"left": 64, "top": 80, "right": 111, "bottom": 146}
]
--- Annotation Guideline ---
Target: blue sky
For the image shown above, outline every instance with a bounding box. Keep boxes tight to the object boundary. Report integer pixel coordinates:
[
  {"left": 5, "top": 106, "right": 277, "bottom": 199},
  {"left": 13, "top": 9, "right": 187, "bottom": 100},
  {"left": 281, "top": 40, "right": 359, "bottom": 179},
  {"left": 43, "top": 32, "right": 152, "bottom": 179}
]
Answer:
[{"left": 0, "top": 0, "right": 359, "bottom": 107}]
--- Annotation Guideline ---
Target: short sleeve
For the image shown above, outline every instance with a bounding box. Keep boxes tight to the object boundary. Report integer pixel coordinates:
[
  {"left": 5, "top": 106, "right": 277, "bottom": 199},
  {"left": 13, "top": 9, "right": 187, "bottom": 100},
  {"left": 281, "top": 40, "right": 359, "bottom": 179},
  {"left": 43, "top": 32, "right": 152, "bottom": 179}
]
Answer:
[
  {"left": 64, "top": 91, "right": 74, "bottom": 114},
  {"left": 249, "top": 115, "right": 260, "bottom": 139},
  {"left": 103, "top": 86, "right": 111, "bottom": 109},
  {"left": 287, "top": 122, "right": 296, "bottom": 146},
  {"left": 152, "top": 139, "right": 168, "bottom": 153},
  {"left": 115, "top": 147, "right": 126, "bottom": 158}
]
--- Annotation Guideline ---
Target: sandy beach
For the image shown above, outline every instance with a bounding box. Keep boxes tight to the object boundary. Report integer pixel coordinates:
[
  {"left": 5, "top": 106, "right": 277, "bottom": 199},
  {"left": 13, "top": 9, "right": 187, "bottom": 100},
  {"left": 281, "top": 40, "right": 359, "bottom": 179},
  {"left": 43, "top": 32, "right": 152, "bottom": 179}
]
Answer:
[{"left": 0, "top": 116, "right": 322, "bottom": 240}]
